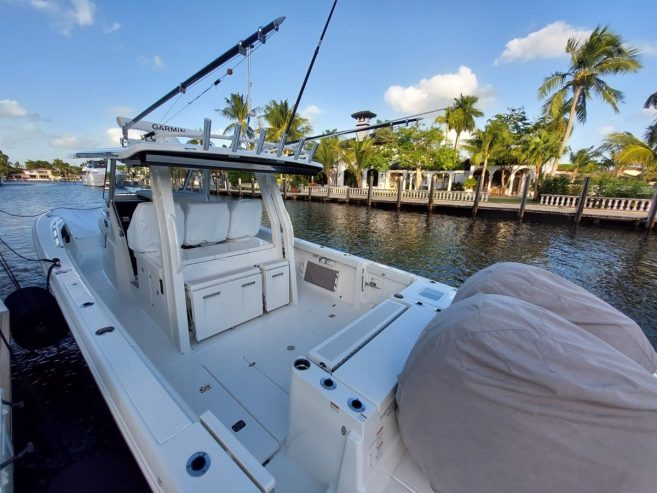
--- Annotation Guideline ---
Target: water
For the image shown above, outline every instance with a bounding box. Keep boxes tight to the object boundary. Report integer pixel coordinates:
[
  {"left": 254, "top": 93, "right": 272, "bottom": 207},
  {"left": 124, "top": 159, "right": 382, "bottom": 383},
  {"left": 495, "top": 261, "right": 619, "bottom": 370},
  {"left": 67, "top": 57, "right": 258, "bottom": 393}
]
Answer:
[{"left": 1, "top": 182, "right": 656, "bottom": 490}]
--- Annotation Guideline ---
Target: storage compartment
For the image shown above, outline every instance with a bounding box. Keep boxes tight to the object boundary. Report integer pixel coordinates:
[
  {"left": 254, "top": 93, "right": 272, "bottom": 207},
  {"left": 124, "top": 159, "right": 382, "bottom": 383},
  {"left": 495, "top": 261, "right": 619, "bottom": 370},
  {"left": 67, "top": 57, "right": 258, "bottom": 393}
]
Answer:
[
  {"left": 260, "top": 260, "right": 290, "bottom": 312},
  {"left": 186, "top": 267, "right": 263, "bottom": 341}
]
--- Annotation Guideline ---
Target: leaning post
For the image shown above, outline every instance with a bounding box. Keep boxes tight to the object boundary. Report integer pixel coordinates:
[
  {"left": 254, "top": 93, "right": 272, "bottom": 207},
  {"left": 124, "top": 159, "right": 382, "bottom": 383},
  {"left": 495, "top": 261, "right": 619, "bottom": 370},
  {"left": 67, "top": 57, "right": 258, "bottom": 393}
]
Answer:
[
  {"left": 645, "top": 185, "right": 657, "bottom": 233},
  {"left": 574, "top": 176, "right": 591, "bottom": 226},
  {"left": 367, "top": 174, "right": 374, "bottom": 208},
  {"left": 396, "top": 176, "right": 402, "bottom": 210},
  {"left": 427, "top": 173, "right": 435, "bottom": 212},
  {"left": 518, "top": 176, "right": 530, "bottom": 221},
  {"left": 472, "top": 176, "right": 483, "bottom": 218}
]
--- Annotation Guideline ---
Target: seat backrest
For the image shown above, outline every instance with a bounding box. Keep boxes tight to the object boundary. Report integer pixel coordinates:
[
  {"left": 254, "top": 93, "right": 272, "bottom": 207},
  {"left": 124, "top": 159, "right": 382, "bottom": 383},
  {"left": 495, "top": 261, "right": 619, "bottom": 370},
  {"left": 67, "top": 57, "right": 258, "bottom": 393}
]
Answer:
[
  {"left": 182, "top": 201, "right": 230, "bottom": 246},
  {"left": 227, "top": 199, "right": 262, "bottom": 239},
  {"left": 127, "top": 202, "right": 184, "bottom": 253}
]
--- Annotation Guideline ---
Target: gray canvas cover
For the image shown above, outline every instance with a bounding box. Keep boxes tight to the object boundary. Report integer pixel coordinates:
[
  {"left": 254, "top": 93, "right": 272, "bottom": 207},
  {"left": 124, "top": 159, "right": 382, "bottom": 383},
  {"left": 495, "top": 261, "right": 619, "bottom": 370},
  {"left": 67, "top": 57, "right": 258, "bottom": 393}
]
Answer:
[
  {"left": 397, "top": 294, "right": 657, "bottom": 493},
  {"left": 453, "top": 262, "right": 657, "bottom": 373}
]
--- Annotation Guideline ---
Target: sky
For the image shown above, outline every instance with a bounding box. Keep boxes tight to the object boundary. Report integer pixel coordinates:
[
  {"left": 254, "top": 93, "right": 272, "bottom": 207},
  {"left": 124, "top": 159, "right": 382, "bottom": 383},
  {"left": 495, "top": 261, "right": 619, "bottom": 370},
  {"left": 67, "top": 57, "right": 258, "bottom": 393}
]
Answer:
[{"left": 1, "top": 0, "right": 656, "bottom": 165}]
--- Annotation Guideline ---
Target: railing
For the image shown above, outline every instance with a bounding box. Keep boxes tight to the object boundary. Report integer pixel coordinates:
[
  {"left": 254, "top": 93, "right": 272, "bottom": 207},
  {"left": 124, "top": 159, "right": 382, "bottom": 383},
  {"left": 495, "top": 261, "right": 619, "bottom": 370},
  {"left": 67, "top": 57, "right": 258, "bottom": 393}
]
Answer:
[
  {"left": 540, "top": 194, "right": 653, "bottom": 211},
  {"left": 298, "top": 186, "right": 489, "bottom": 202}
]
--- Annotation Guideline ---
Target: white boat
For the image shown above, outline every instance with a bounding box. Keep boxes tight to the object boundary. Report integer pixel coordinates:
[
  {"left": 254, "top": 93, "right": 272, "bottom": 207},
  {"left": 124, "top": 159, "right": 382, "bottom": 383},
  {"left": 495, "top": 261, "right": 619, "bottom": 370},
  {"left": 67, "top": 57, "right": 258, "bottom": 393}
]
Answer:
[
  {"left": 33, "top": 112, "right": 459, "bottom": 491},
  {"left": 31, "top": 19, "right": 657, "bottom": 493},
  {"left": 81, "top": 161, "right": 124, "bottom": 187}
]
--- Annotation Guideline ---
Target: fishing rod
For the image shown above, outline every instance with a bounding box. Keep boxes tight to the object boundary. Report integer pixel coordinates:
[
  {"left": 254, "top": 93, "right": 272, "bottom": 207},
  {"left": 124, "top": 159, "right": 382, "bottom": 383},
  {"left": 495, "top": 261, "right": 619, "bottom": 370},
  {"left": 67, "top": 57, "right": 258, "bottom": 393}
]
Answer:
[
  {"left": 288, "top": 106, "right": 448, "bottom": 144},
  {"left": 122, "top": 16, "right": 286, "bottom": 138},
  {"left": 283, "top": 0, "right": 338, "bottom": 137}
]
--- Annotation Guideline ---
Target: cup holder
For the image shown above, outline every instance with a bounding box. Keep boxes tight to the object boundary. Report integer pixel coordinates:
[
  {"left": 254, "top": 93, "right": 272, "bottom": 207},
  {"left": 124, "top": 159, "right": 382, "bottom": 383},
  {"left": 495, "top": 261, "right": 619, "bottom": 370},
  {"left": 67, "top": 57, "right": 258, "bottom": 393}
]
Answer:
[
  {"left": 186, "top": 451, "right": 211, "bottom": 477},
  {"left": 348, "top": 398, "right": 365, "bottom": 413},
  {"left": 320, "top": 377, "right": 336, "bottom": 390},
  {"left": 294, "top": 358, "right": 311, "bottom": 370}
]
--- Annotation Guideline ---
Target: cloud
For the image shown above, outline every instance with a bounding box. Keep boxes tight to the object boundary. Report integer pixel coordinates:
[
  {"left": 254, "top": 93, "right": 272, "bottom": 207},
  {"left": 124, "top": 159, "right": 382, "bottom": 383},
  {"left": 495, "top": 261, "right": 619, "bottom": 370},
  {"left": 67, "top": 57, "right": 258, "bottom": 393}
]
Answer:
[
  {"left": 139, "top": 55, "right": 165, "bottom": 70},
  {"left": 0, "top": 99, "right": 28, "bottom": 118},
  {"left": 108, "top": 105, "right": 134, "bottom": 116},
  {"left": 301, "top": 105, "right": 321, "bottom": 121},
  {"left": 384, "top": 66, "right": 493, "bottom": 114},
  {"left": 496, "top": 21, "right": 592, "bottom": 64},
  {"left": 103, "top": 21, "right": 120, "bottom": 34},
  {"left": 105, "top": 127, "right": 144, "bottom": 145},
  {"left": 637, "top": 41, "right": 657, "bottom": 57},
  {"left": 23, "top": 0, "right": 96, "bottom": 34},
  {"left": 598, "top": 125, "right": 615, "bottom": 136},
  {"left": 50, "top": 134, "right": 78, "bottom": 148}
]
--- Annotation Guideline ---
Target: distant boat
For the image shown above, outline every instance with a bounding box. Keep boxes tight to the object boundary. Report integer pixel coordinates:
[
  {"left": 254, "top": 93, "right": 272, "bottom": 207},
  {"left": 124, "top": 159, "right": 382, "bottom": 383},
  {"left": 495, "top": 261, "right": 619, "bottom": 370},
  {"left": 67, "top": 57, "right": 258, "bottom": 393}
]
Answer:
[{"left": 81, "top": 160, "right": 124, "bottom": 187}]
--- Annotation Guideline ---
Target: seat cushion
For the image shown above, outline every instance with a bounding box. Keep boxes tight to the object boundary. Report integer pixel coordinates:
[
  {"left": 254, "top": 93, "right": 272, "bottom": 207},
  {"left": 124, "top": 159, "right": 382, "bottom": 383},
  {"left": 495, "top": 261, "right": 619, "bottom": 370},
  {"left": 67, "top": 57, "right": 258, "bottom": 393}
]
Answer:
[
  {"left": 181, "top": 201, "right": 230, "bottom": 246},
  {"left": 126, "top": 202, "right": 184, "bottom": 253},
  {"left": 227, "top": 199, "right": 262, "bottom": 239}
]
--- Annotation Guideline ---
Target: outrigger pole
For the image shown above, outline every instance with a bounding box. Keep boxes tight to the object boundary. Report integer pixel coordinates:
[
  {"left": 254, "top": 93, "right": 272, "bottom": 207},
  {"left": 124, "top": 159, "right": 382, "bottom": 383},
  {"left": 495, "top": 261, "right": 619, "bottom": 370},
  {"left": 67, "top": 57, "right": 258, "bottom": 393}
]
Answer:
[{"left": 121, "top": 16, "right": 286, "bottom": 139}]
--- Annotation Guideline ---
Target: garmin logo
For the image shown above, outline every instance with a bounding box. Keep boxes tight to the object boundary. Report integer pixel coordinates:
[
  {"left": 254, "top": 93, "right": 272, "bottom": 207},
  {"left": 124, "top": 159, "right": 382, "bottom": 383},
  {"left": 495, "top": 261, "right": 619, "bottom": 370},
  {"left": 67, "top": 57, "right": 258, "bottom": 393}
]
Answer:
[{"left": 152, "top": 124, "right": 186, "bottom": 132}]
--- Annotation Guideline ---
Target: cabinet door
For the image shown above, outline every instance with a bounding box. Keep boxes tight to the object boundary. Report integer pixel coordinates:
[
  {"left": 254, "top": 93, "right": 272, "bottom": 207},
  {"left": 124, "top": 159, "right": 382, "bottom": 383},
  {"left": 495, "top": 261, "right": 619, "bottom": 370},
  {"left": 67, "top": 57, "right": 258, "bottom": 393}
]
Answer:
[
  {"left": 190, "top": 273, "right": 263, "bottom": 341},
  {"left": 263, "top": 265, "right": 290, "bottom": 312}
]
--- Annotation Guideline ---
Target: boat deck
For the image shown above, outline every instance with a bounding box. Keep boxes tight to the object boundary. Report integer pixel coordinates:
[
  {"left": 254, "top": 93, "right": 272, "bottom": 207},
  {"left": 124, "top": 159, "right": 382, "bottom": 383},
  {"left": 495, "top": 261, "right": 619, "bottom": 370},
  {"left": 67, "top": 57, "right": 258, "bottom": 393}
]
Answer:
[{"left": 81, "top": 257, "right": 367, "bottom": 467}]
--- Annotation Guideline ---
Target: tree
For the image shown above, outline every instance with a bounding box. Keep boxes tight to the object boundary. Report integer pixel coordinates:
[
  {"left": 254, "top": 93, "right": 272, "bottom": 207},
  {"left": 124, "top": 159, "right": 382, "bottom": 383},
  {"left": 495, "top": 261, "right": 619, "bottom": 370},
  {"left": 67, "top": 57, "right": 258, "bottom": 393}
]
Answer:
[
  {"left": 315, "top": 130, "right": 341, "bottom": 185},
  {"left": 644, "top": 90, "right": 657, "bottom": 147},
  {"left": 24, "top": 160, "right": 52, "bottom": 170},
  {"left": 463, "top": 118, "right": 511, "bottom": 191},
  {"left": 262, "top": 99, "right": 312, "bottom": 142},
  {"left": 600, "top": 132, "right": 656, "bottom": 180},
  {"left": 0, "top": 150, "right": 13, "bottom": 178},
  {"left": 435, "top": 94, "right": 483, "bottom": 150},
  {"left": 216, "top": 93, "right": 256, "bottom": 139},
  {"left": 538, "top": 26, "right": 641, "bottom": 174},
  {"left": 568, "top": 146, "right": 602, "bottom": 180},
  {"left": 520, "top": 126, "right": 562, "bottom": 194},
  {"left": 340, "top": 137, "right": 378, "bottom": 188}
]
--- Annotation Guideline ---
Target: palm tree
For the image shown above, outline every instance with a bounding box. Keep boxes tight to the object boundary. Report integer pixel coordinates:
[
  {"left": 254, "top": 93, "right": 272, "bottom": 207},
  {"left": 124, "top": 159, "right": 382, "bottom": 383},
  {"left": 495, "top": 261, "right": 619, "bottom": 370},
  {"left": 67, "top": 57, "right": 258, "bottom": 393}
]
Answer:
[
  {"left": 538, "top": 26, "right": 641, "bottom": 175},
  {"left": 262, "top": 99, "right": 312, "bottom": 142},
  {"left": 434, "top": 95, "right": 483, "bottom": 150},
  {"left": 216, "top": 93, "right": 256, "bottom": 138},
  {"left": 644, "top": 91, "right": 657, "bottom": 147},
  {"left": 463, "top": 119, "right": 510, "bottom": 191},
  {"left": 521, "top": 126, "right": 562, "bottom": 194},
  {"left": 340, "top": 137, "right": 377, "bottom": 188},
  {"left": 568, "top": 146, "right": 601, "bottom": 180},
  {"left": 315, "top": 132, "right": 341, "bottom": 185},
  {"left": 601, "top": 132, "right": 656, "bottom": 179}
]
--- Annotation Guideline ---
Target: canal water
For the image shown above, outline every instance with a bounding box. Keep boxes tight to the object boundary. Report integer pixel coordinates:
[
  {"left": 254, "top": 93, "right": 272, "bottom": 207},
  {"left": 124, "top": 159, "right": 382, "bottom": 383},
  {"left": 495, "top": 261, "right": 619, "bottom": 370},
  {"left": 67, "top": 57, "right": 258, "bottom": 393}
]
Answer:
[{"left": 1, "top": 182, "right": 656, "bottom": 491}]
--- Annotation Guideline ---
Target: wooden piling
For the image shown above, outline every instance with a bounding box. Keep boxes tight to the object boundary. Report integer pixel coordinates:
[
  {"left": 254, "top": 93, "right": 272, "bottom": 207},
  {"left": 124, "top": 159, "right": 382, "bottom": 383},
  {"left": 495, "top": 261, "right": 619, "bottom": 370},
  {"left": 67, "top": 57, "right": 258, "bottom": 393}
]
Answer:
[
  {"left": 308, "top": 185, "right": 312, "bottom": 202},
  {"left": 427, "top": 174, "right": 435, "bottom": 212},
  {"left": 367, "top": 174, "right": 374, "bottom": 208},
  {"left": 326, "top": 185, "right": 331, "bottom": 201},
  {"left": 238, "top": 178, "right": 243, "bottom": 197},
  {"left": 472, "top": 176, "right": 483, "bottom": 218},
  {"left": 645, "top": 186, "right": 657, "bottom": 232},
  {"left": 518, "top": 177, "right": 530, "bottom": 221},
  {"left": 346, "top": 187, "right": 350, "bottom": 204},
  {"left": 283, "top": 178, "right": 288, "bottom": 200},
  {"left": 396, "top": 176, "right": 402, "bottom": 210},
  {"left": 225, "top": 178, "right": 231, "bottom": 197},
  {"left": 574, "top": 176, "right": 591, "bottom": 226},
  {"left": 251, "top": 178, "right": 255, "bottom": 197}
]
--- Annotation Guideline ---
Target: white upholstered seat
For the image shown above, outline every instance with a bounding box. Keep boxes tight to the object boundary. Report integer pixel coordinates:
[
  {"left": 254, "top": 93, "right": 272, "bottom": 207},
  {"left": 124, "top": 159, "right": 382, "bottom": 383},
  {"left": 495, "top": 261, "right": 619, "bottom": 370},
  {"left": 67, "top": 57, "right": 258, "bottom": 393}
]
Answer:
[
  {"left": 126, "top": 202, "right": 184, "bottom": 253},
  {"left": 181, "top": 201, "right": 230, "bottom": 247},
  {"left": 227, "top": 199, "right": 262, "bottom": 239}
]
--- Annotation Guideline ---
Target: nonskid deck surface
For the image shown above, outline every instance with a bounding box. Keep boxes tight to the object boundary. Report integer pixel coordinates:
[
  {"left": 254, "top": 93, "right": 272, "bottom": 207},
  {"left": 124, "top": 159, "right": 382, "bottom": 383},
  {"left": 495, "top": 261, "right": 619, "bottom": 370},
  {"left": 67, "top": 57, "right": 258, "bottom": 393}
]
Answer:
[{"left": 80, "top": 259, "right": 367, "bottom": 464}]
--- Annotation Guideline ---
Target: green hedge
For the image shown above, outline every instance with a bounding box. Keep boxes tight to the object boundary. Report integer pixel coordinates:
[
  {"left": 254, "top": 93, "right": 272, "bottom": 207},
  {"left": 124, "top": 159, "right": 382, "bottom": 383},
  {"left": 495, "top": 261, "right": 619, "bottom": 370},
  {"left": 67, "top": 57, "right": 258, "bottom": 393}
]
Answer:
[{"left": 540, "top": 175, "right": 655, "bottom": 198}]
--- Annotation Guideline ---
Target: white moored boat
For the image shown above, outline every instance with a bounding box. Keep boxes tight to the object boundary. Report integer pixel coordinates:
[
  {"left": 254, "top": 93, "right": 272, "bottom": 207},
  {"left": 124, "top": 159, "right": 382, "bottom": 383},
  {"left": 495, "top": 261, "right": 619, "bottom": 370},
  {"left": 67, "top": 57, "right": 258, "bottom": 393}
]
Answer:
[
  {"left": 30, "top": 16, "right": 657, "bottom": 493},
  {"left": 81, "top": 160, "right": 124, "bottom": 187},
  {"left": 33, "top": 113, "right": 457, "bottom": 491}
]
